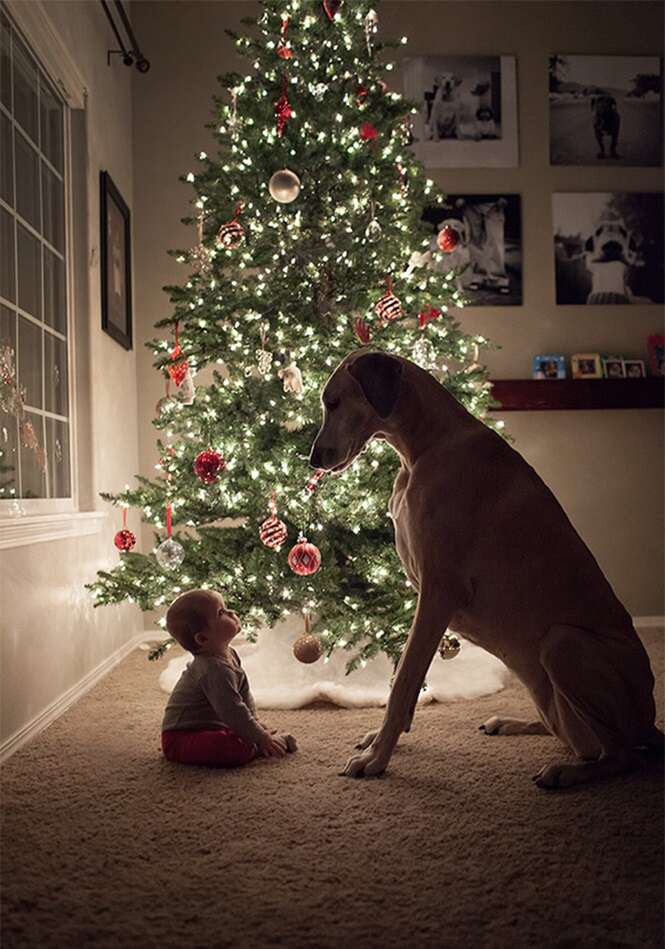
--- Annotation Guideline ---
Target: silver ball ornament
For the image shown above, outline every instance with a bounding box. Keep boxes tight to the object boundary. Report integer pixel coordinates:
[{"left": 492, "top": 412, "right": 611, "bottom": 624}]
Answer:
[
  {"left": 155, "top": 538, "right": 185, "bottom": 570},
  {"left": 268, "top": 169, "right": 301, "bottom": 204},
  {"left": 365, "top": 218, "right": 382, "bottom": 243}
]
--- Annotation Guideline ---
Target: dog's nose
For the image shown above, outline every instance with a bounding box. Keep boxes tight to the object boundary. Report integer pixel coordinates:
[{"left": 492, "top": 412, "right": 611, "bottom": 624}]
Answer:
[{"left": 309, "top": 444, "right": 323, "bottom": 470}]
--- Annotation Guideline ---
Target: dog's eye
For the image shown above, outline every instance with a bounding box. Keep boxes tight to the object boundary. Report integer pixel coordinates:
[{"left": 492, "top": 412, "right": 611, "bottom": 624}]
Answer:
[{"left": 326, "top": 399, "right": 340, "bottom": 412}]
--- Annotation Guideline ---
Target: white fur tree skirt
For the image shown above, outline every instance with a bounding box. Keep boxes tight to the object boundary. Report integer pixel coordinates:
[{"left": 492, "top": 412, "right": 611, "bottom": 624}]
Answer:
[{"left": 158, "top": 614, "right": 509, "bottom": 709}]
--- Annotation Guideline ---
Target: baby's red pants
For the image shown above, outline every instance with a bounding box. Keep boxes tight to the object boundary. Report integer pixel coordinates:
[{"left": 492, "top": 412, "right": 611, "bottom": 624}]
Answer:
[{"left": 161, "top": 728, "right": 257, "bottom": 767}]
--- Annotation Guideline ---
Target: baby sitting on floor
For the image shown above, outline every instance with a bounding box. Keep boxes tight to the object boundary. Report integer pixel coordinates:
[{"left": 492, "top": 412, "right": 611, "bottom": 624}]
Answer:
[{"left": 161, "top": 589, "right": 297, "bottom": 767}]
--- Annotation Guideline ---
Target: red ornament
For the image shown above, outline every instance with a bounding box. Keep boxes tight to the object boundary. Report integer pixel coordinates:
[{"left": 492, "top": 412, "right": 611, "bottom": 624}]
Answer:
[
  {"left": 217, "top": 219, "right": 244, "bottom": 249},
  {"left": 356, "top": 83, "right": 368, "bottom": 106},
  {"left": 275, "top": 90, "right": 293, "bottom": 137},
  {"left": 418, "top": 306, "right": 442, "bottom": 329},
  {"left": 304, "top": 468, "right": 326, "bottom": 496},
  {"left": 288, "top": 537, "right": 321, "bottom": 576},
  {"left": 437, "top": 225, "right": 459, "bottom": 253},
  {"left": 353, "top": 316, "right": 371, "bottom": 344},
  {"left": 277, "top": 45, "right": 293, "bottom": 59},
  {"left": 193, "top": 449, "right": 226, "bottom": 484},
  {"left": 167, "top": 341, "right": 189, "bottom": 387},
  {"left": 322, "top": 0, "right": 341, "bottom": 20},
  {"left": 360, "top": 121, "right": 378, "bottom": 142},
  {"left": 374, "top": 278, "right": 403, "bottom": 323},
  {"left": 114, "top": 528, "right": 136, "bottom": 552}
]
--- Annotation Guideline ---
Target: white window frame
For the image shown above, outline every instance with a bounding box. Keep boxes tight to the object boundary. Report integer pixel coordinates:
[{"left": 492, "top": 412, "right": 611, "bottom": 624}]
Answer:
[{"left": 0, "top": 1, "right": 105, "bottom": 546}]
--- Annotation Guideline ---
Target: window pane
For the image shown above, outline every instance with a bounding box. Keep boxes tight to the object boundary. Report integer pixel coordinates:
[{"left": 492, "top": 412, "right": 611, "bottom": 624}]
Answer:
[
  {"left": 12, "top": 34, "right": 38, "bottom": 144},
  {"left": 19, "top": 410, "right": 46, "bottom": 498},
  {"left": 42, "top": 161, "right": 64, "bottom": 252},
  {"left": 0, "top": 303, "right": 16, "bottom": 350},
  {"left": 17, "top": 223, "right": 41, "bottom": 319},
  {"left": 44, "top": 330, "right": 67, "bottom": 417},
  {"left": 15, "top": 130, "right": 40, "bottom": 231},
  {"left": 0, "top": 206, "right": 15, "bottom": 302},
  {"left": 39, "top": 74, "right": 63, "bottom": 173},
  {"left": 18, "top": 314, "right": 42, "bottom": 409},
  {"left": 46, "top": 416, "right": 70, "bottom": 497},
  {"left": 0, "top": 111, "right": 13, "bottom": 207},
  {"left": 0, "top": 10, "right": 11, "bottom": 112},
  {"left": 43, "top": 246, "right": 66, "bottom": 334},
  {"left": 0, "top": 410, "right": 19, "bottom": 500}
]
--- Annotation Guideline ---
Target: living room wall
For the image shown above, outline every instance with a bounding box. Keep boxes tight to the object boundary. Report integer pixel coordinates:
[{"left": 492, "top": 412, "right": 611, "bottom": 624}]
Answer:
[{"left": 131, "top": 0, "right": 664, "bottom": 617}]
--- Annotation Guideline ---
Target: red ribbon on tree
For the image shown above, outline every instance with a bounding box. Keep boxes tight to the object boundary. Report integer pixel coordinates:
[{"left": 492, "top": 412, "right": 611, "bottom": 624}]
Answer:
[
  {"left": 322, "top": 0, "right": 341, "bottom": 21},
  {"left": 353, "top": 316, "right": 371, "bottom": 344},
  {"left": 418, "top": 306, "right": 442, "bottom": 329},
  {"left": 277, "top": 17, "right": 293, "bottom": 59},
  {"left": 167, "top": 322, "right": 189, "bottom": 387},
  {"left": 166, "top": 502, "right": 173, "bottom": 538},
  {"left": 275, "top": 74, "right": 293, "bottom": 137}
]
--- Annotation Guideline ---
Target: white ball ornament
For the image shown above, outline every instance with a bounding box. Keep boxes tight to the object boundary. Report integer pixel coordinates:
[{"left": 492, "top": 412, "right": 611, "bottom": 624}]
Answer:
[
  {"left": 268, "top": 169, "right": 301, "bottom": 204},
  {"left": 155, "top": 538, "right": 185, "bottom": 570}
]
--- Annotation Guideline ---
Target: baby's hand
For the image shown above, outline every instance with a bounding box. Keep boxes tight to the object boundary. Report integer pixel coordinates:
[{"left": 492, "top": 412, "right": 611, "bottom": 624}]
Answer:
[
  {"left": 259, "top": 721, "right": 278, "bottom": 734},
  {"left": 257, "top": 730, "right": 287, "bottom": 758}
]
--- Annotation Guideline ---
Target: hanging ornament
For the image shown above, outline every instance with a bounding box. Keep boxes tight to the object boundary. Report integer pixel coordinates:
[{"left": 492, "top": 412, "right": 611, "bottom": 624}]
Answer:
[
  {"left": 216, "top": 202, "right": 245, "bottom": 250},
  {"left": 353, "top": 316, "right": 371, "bottom": 345},
  {"left": 293, "top": 613, "right": 322, "bottom": 664},
  {"left": 360, "top": 121, "right": 378, "bottom": 143},
  {"left": 177, "top": 367, "right": 195, "bottom": 405},
  {"left": 365, "top": 200, "right": 382, "bottom": 243},
  {"left": 155, "top": 504, "right": 185, "bottom": 570},
  {"left": 304, "top": 468, "right": 326, "bottom": 497},
  {"left": 364, "top": 9, "right": 378, "bottom": 54},
  {"left": 268, "top": 168, "right": 301, "bottom": 204},
  {"left": 245, "top": 325, "right": 273, "bottom": 378},
  {"left": 412, "top": 336, "right": 437, "bottom": 371},
  {"left": 278, "top": 362, "right": 304, "bottom": 395},
  {"left": 439, "top": 632, "right": 461, "bottom": 660},
  {"left": 356, "top": 82, "right": 368, "bottom": 107},
  {"left": 437, "top": 225, "right": 460, "bottom": 253},
  {"left": 374, "top": 277, "right": 403, "bottom": 323},
  {"left": 227, "top": 87, "right": 239, "bottom": 140},
  {"left": 322, "top": 0, "right": 341, "bottom": 21},
  {"left": 418, "top": 305, "right": 442, "bottom": 329},
  {"left": 259, "top": 493, "right": 288, "bottom": 550},
  {"left": 277, "top": 16, "right": 293, "bottom": 59},
  {"left": 193, "top": 449, "right": 226, "bottom": 484},
  {"left": 114, "top": 508, "right": 136, "bottom": 552},
  {"left": 189, "top": 213, "right": 213, "bottom": 276},
  {"left": 155, "top": 377, "right": 176, "bottom": 417},
  {"left": 166, "top": 323, "right": 189, "bottom": 387},
  {"left": 312, "top": 82, "right": 328, "bottom": 101},
  {"left": 288, "top": 535, "right": 322, "bottom": 576},
  {"left": 275, "top": 74, "right": 293, "bottom": 137},
  {"left": 404, "top": 249, "right": 432, "bottom": 278}
]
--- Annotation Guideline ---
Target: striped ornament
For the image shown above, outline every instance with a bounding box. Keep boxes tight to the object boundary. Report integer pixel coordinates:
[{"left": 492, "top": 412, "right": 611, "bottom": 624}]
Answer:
[
  {"left": 374, "top": 286, "right": 403, "bottom": 322},
  {"left": 216, "top": 218, "right": 244, "bottom": 249},
  {"left": 259, "top": 514, "right": 288, "bottom": 550}
]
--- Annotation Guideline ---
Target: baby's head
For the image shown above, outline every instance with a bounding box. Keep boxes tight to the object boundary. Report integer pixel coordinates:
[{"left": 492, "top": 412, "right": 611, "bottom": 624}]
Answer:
[{"left": 165, "top": 589, "right": 240, "bottom": 655}]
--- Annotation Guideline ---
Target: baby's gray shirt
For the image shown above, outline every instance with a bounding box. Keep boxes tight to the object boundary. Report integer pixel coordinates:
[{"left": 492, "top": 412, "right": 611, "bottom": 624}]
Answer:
[{"left": 161, "top": 649, "right": 265, "bottom": 744}]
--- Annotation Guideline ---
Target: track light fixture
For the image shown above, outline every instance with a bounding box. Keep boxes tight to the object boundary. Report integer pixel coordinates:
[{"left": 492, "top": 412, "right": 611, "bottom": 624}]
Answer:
[{"left": 101, "top": 0, "right": 150, "bottom": 73}]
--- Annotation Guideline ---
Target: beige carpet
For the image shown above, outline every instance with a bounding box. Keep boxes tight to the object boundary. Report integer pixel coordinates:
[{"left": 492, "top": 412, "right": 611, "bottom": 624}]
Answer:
[{"left": 2, "top": 629, "right": 663, "bottom": 949}]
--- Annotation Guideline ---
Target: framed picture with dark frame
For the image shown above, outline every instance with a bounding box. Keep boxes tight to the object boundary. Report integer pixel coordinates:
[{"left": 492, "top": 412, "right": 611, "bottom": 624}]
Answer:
[{"left": 100, "top": 170, "right": 132, "bottom": 350}]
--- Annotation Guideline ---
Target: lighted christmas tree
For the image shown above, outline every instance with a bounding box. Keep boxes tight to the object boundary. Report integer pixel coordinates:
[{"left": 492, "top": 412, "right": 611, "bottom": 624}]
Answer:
[{"left": 89, "top": 0, "right": 503, "bottom": 672}]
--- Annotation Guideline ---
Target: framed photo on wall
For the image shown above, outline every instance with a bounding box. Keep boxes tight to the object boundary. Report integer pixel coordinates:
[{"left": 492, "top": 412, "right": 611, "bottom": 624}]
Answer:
[
  {"left": 553, "top": 192, "right": 664, "bottom": 305},
  {"left": 100, "top": 170, "right": 133, "bottom": 350},
  {"left": 422, "top": 194, "right": 522, "bottom": 305},
  {"left": 549, "top": 55, "right": 663, "bottom": 167},
  {"left": 402, "top": 55, "right": 519, "bottom": 167}
]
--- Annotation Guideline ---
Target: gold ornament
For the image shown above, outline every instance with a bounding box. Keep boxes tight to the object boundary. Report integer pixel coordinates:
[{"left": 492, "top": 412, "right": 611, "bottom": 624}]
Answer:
[
  {"left": 293, "top": 613, "right": 323, "bottom": 664},
  {"left": 439, "top": 632, "right": 461, "bottom": 660}
]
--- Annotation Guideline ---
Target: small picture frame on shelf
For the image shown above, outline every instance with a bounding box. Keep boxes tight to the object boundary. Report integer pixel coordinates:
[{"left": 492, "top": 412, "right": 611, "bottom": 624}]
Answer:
[
  {"left": 647, "top": 334, "right": 664, "bottom": 376},
  {"left": 623, "top": 359, "right": 646, "bottom": 378},
  {"left": 532, "top": 354, "right": 566, "bottom": 379},
  {"left": 100, "top": 170, "right": 133, "bottom": 350},
  {"left": 571, "top": 353, "right": 603, "bottom": 379},
  {"left": 603, "top": 356, "right": 625, "bottom": 378}
]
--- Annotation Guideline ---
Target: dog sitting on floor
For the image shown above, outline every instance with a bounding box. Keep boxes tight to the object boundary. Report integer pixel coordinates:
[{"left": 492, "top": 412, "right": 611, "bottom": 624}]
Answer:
[{"left": 309, "top": 351, "right": 662, "bottom": 788}]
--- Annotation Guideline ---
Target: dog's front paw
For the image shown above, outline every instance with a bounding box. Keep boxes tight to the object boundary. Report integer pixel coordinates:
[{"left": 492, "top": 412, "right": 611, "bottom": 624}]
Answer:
[
  {"left": 355, "top": 729, "right": 378, "bottom": 751},
  {"left": 341, "top": 748, "right": 388, "bottom": 779},
  {"left": 532, "top": 761, "right": 574, "bottom": 790},
  {"left": 479, "top": 715, "right": 505, "bottom": 735}
]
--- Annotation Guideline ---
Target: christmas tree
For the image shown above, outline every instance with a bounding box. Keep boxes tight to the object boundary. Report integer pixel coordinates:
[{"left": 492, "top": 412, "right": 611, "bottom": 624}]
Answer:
[{"left": 89, "top": 0, "right": 503, "bottom": 672}]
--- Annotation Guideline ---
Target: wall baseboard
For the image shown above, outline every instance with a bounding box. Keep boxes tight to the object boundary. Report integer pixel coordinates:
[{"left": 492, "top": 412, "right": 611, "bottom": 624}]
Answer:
[
  {"left": 0, "top": 632, "right": 154, "bottom": 764},
  {"left": 2, "top": 618, "right": 663, "bottom": 764}
]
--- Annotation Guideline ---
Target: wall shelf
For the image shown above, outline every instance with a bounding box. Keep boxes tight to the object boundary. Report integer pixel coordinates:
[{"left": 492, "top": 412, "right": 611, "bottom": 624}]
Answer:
[{"left": 489, "top": 378, "right": 665, "bottom": 412}]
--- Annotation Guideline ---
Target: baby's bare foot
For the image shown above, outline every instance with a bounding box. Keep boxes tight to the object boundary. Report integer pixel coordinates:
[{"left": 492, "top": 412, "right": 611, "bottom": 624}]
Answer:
[{"left": 282, "top": 734, "right": 298, "bottom": 753}]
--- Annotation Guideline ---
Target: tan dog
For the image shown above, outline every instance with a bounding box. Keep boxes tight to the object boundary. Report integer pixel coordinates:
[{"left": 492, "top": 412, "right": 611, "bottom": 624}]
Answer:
[{"left": 309, "top": 351, "right": 661, "bottom": 788}]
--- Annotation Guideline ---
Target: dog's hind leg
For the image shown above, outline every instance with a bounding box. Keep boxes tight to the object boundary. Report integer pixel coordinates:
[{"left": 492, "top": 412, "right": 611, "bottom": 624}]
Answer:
[
  {"left": 479, "top": 716, "right": 550, "bottom": 736},
  {"left": 531, "top": 623, "right": 654, "bottom": 790}
]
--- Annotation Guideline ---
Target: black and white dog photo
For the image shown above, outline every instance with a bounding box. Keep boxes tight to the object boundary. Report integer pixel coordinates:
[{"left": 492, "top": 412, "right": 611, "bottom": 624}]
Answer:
[
  {"left": 403, "top": 56, "right": 519, "bottom": 167},
  {"left": 549, "top": 55, "right": 663, "bottom": 167},
  {"left": 422, "top": 195, "right": 522, "bottom": 306},
  {"left": 553, "top": 193, "right": 664, "bottom": 305}
]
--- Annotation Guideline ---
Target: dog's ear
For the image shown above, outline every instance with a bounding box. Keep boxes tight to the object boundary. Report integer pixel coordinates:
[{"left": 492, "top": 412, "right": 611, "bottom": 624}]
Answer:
[{"left": 348, "top": 352, "right": 403, "bottom": 419}]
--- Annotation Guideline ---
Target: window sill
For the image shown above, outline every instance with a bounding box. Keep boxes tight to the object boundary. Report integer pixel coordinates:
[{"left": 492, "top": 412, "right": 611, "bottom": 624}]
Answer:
[{"left": 0, "top": 512, "right": 108, "bottom": 549}]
